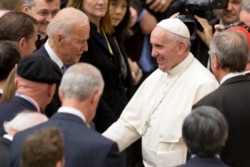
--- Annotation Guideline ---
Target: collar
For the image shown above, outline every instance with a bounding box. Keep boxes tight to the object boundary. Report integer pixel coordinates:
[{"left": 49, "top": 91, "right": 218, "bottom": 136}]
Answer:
[
  {"left": 58, "top": 106, "right": 86, "bottom": 123},
  {"left": 3, "top": 134, "right": 13, "bottom": 141},
  {"left": 191, "top": 154, "right": 220, "bottom": 159},
  {"left": 44, "top": 41, "right": 64, "bottom": 69},
  {"left": 15, "top": 92, "right": 40, "bottom": 112},
  {"left": 220, "top": 72, "right": 245, "bottom": 84},
  {"left": 244, "top": 70, "right": 250, "bottom": 74},
  {"left": 167, "top": 52, "right": 194, "bottom": 76},
  {"left": 0, "top": 88, "right": 3, "bottom": 94}
]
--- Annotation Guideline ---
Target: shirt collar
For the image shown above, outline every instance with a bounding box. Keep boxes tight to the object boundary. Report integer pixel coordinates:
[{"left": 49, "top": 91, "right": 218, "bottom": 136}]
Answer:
[
  {"left": 3, "top": 134, "right": 13, "bottom": 141},
  {"left": 15, "top": 92, "right": 40, "bottom": 112},
  {"left": 167, "top": 52, "right": 194, "bottom": 76},
  {"left": 58, "top": 106, "right": 86, "bottom": 123},
  {"left": 220, "top": 72, "right": 245, "bottom": 84},
  {"left": 44, "top": 41, "right": 64, "bottom": 69}
]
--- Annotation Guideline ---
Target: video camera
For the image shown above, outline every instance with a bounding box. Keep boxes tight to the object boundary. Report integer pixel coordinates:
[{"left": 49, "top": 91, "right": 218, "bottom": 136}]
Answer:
[{"left": 179, "top": 0, "right": 229, "bottom": 40}]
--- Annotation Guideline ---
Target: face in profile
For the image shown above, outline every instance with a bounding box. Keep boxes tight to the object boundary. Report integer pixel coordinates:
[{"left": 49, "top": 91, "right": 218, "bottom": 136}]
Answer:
[
  {"left": 109, "top": 0, "right": 128, "bottom": 27},
  {"left": 150, "top": 27, "right": 182, "bottom": 72},
  {"left": 219, "top": 0, "right": 242, "bottom": 25},
  {"left": 24, "top": 0, "right": 60, "bottom": 34},
  {"left": 20, "top": 25, "right": 38, "bottom": 57},
  {"left": 82, "top": 0, "right": 108, "bottom": 21},
  {"left": 58, "top": 25, "right": 90, "bottom": 65},
  {"left": 240, "top": 10, "right": 250, "bottom": 26}
]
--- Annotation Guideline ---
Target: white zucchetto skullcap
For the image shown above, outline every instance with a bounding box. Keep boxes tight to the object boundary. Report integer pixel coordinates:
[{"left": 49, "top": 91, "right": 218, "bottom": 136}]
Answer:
[{"left": 157, "top": 18, "right": 190, "bottom": 39}]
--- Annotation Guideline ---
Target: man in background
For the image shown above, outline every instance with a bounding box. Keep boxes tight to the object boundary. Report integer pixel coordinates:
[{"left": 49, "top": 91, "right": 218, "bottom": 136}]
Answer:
[
  {"left": 0, "top": 111, "right": 48, "bottom": 167},
  {"left": 193, "top": 30, "right": 250, "bottom": 166},
  {"left": 21, "top": 127, "right": 64, "bottom": 167},
  {"left": 178, "top": 106, "right": 229, "bottom": 167},
  {"left": 22, "top": 0, "right": 60, "bottom": 49},
  {"left": 11, "top": 63, "right": 122, "bottom": 167}
]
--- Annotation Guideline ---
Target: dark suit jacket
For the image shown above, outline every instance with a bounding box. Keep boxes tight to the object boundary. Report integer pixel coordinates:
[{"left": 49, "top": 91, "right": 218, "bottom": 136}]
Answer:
[
  {"left": 177, "top": 156, "right": 230, "bottom": 167},
  {"left": 0, "top": 136, "right": 11, "bottom": 167},
  {"left": 33, "top": 46, "right": 62, "bottom": 117},
  {"left": 193, "top": 75, "right": 250, "bottom": 167},
  {"left": 0, "top": 96, "right": 37, "bottom": 135},
  {"left": 10, "top": 112, "right": 122, "bottom": 167},
  {"left": 80, "top": 23, "right": 132, "bottom": 132}
]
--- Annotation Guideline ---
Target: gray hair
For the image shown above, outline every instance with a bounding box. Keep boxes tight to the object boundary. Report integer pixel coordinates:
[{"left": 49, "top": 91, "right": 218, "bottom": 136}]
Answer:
[
  {"left": 167, "top": 32, "right": 191, "bottom": 51},
  {"left": 24, "top": 0, "right": 55, "bottom": 8},
  {"left": 209, "top": 30, "right": 248, "bottom": 72},
  {"left": 60, "top": 63, "right": 104, "bottom": 101},
  {"left": 3, "top": 111, "right": 48, "bottom": 133},
  {"left": 182, "top": 106, "right": 228, "bottom": 157},
  {"left": 47, "top": 7, "right": 89, "bottom": 39},
  {"left": 241, "top": 0, "right": 250, "bottom": 12}
]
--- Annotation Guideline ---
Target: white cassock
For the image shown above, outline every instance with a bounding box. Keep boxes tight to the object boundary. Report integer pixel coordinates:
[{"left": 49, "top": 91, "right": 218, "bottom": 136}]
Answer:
[{"left": 103, "top": 53, "right": 219, "bottom": 167}]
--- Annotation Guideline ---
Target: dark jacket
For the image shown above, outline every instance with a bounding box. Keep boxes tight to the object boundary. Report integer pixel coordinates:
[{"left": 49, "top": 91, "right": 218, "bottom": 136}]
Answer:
[
  {"left": 0, "top": 96, "right": 37, "bottom": 135},
  {"left": 178, "top": 156, "right": 230, "bottom": 167},
  {"left": 33, "top": 46, "right": 62, "bottom": 117},
  {"left": 0, "top": 136, "right": 11, "bottom": 167},
  {"left": 193, "top": 75, "right": 250, "bottom": 167},
  {"left": 80, "top": 23, "right": 132, "bottom": 132},
  {"left": 10, "top": 112, "right": 122, "bottom": 167}
]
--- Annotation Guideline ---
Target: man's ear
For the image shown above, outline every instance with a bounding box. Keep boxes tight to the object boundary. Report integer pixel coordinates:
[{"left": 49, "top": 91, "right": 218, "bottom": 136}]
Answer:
[
  {"left": 55, "top": 160, "right": 64, "bottom": 167},
  {"left": 18, "top": 38, "right": 26, "bottom": 54},
  {"left": 176, "top": 41, "right": 186, "bottom": 55},
  {"left": 211, "top": 55, "right": 220, "bottom": 69},
  {"left": 58, "top": 87, "right": 64, "bottom": 102},
  {"left": 48, "top": 84, "right": 56, "bottom": 97},
  {"left": 22, "top": 4, "right": 30, "bottom": 13},
  {"left": 55, "top": 34, "right": 64, "bottom": 47},
  {"left": 14, "top": 78, "right": 19, "bottom": 88},
  {"left": 90, "top": 90, "right": 102, "bottom": 105}
]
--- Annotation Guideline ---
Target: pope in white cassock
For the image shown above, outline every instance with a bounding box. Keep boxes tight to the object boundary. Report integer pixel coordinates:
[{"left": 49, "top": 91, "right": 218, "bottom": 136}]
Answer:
[{"left": 103, "top": 18, "right": 219, "bottom": 167}]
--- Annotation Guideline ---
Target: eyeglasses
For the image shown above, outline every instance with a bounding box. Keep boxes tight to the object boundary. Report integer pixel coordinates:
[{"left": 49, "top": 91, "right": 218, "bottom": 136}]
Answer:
[{"left": 223, "top": 21, "right": 250, "bottom": 33}]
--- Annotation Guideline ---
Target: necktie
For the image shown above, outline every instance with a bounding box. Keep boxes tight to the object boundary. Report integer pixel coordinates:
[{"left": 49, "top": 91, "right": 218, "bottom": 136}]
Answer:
[{"left": 61, "top": 64, "right": 67, "bottom": 74}]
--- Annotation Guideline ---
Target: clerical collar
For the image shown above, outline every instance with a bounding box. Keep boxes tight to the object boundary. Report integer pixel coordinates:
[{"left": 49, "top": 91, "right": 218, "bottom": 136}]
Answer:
[
  {"left": 44, "top": 41, "right": 63, "bottom": 69},
  {"left": 58, "top": 106, "right": 86, "bottom": 123},
  {"left": 167, "top": 52, "right": 194, "bottom": 76},
  {"left": 220, "top": 72, "right": 245, "bottom": 84}
]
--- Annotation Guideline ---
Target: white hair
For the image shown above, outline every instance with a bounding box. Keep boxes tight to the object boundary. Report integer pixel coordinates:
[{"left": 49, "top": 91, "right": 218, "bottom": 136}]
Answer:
[{"left": 3, "top": 111, "right": 48, "bottom": 133}]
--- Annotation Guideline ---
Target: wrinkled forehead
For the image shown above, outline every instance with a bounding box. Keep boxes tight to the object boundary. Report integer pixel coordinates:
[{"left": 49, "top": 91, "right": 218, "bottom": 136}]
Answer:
[{"left": 240, "top": 10, "right": 250, "bottom": 26}]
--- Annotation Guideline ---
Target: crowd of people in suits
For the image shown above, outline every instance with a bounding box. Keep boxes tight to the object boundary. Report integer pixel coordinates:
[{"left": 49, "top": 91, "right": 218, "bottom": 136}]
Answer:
[{"left": 0, "top": 0, "right": 250, "bottom": 166}]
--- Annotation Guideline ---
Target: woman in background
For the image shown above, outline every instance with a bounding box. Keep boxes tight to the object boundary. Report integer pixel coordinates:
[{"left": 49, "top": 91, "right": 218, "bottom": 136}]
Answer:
[
  {"left": 109, "top": 0, "right": 144, "bottom": 166},
  {"left": 67, "top": 0, "right": 133, "bottom": 133}
]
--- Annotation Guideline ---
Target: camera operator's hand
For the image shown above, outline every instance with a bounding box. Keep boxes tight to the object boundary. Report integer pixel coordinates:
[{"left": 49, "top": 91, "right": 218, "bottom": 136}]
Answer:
[
  {"left": 139, "top": 10, "right": 157, "bottom": 34},
  {"left": 170, "top": 12, "right": 180, "bottom": 18},
  {"left": 194, "top": 15, "right": 213, "bottom": 47},
  {"left": 146, "top": 0, "right": 172, "bottom": 13}
]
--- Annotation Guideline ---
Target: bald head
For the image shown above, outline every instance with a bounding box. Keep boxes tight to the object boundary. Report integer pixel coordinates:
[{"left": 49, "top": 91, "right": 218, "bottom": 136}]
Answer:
[{"left": 47, "top": 7, "right": 89, "bottom": 39}]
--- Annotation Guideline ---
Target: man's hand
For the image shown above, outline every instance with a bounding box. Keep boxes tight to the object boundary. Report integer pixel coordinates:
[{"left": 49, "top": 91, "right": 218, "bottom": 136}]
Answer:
[
  {"left": 194, "top": 15, "right": 213, "bottom": 47},
  {"left": 146, "top": 0, "right": 172, "bottom": 13},
  {"left": 139, "top": 10, "right": 157, "bottom": 34}
]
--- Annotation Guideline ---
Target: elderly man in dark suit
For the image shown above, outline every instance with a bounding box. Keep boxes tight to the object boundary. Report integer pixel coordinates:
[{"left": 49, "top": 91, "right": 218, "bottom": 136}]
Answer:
[
  {"left": 34, "top": 7, "right": 90, "bottom": 117},
  {"left": 0, "top": 55, "right": 61, "bottom": 136},
  {"left": 0, "top": 111, "right": 48, "bottom": 167},
  {"left": 193, "top": 30, "right": 250, "bottom": 166},
  {"left": 10, "top": 63, "right": 123, "bottom": 167},
  {"left": 178, "top": 106, "right": 229, "bottom": 167}
]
